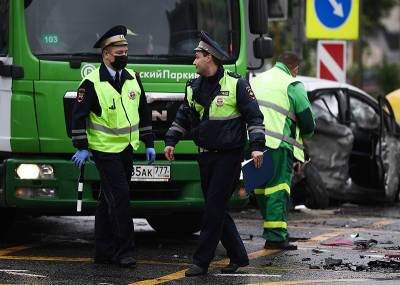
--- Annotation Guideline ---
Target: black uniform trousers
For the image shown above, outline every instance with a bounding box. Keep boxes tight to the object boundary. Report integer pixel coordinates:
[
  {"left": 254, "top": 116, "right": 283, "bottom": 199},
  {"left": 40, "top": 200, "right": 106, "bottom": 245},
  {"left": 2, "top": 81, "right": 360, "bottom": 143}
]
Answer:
[
  {"left": 91, "top": 145, "right": 135, "bottom": 262},
  {"left": 193, "top": 148, "right": 249, "bottom": 269}
]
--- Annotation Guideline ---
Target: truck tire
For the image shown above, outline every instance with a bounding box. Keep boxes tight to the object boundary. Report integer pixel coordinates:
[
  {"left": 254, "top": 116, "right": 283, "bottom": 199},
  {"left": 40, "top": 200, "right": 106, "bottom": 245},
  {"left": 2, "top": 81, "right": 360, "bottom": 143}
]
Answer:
[
  {"left": 147, "top": 212, "right": 203, "bottom": 236},
  {"left": 0, "top": 209, "right": 16, "bottom": 238},
  {"left": 292, "top": 163, "right": 329, "bottom": 209}
]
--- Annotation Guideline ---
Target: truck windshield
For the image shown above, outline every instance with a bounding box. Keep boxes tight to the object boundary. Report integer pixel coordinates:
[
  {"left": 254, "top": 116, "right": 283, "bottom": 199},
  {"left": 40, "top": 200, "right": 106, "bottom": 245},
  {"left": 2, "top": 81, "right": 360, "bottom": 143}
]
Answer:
[{"left": 24, "top": 0, "right": 240, "bottom": 64}]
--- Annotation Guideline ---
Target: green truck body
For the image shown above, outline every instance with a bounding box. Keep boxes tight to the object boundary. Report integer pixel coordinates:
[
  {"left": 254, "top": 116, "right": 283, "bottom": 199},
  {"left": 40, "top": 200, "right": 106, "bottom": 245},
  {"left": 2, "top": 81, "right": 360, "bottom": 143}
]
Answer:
[{"left": 0, "top": 0, "right": 269, "bottom": 233}]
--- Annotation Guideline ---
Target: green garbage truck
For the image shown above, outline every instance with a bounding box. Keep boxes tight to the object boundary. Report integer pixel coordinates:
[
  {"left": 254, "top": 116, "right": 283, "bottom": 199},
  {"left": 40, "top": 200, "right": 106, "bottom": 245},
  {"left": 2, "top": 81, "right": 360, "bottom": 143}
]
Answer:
[{"left": 0, "top": 0, "right": 271, "bottom": 234}]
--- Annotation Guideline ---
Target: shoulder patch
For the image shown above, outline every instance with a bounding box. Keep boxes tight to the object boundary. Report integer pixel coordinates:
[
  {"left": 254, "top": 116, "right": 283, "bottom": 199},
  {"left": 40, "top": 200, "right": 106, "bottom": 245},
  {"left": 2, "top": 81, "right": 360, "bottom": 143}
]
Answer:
[
  {"left": 77, "top": 88, "right": 86, "bottom": 103},
  {"left": 227, "top": 71, "right": 241, "bottom": 79}
]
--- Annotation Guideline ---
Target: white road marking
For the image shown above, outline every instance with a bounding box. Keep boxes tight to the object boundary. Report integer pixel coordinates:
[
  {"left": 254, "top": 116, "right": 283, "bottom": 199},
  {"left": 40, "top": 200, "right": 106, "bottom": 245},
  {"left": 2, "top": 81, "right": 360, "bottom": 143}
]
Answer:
[
  {"left": 0, "top": 269, "right": 29, "bottom": 272},
  {"left": 7, "top": 272, "right": 47, "bottom": 278},
  {"left": 0, "top": 269, "right": 47, "bottom": 278}
]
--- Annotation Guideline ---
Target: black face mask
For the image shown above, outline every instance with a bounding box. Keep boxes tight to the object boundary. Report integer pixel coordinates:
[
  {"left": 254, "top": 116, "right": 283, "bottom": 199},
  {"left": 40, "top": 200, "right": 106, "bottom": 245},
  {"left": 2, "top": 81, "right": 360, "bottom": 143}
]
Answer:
[{"left": 111, "top": 55, "right": 128, "bottom": 70}]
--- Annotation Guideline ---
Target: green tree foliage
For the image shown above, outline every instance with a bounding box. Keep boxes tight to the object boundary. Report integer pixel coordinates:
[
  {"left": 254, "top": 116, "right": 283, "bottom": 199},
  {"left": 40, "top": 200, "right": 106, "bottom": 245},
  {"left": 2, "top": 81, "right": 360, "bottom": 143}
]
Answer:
[
  {"left": 376, "top": 58, "right": 400, "bottom": 94},
  {"left": 362, "top": 0, "right": 400, "bottom": 35}
]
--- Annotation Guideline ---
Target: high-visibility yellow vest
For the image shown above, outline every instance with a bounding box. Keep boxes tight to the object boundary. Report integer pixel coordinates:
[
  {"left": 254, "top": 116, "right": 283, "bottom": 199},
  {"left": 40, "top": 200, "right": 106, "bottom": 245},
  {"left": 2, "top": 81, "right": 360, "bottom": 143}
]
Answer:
[
  {"left": 84, "top": 68, "right": 141, "bottom": 153},
  {"left": 186, "top": 71, "right": 241, "bottom": 121},
  {"left": 251, "top": 66, "right": 305, "bottom": 162}
]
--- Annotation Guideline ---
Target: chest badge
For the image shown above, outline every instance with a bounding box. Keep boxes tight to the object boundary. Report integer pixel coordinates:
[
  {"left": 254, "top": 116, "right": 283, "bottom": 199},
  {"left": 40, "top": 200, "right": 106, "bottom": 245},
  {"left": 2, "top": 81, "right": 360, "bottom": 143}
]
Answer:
[
  {"left": 216, "top": 97, "right": 225, "bottom": 107},
  {"left": 129, "top": 91, "right": 136, "bottom": 100}
]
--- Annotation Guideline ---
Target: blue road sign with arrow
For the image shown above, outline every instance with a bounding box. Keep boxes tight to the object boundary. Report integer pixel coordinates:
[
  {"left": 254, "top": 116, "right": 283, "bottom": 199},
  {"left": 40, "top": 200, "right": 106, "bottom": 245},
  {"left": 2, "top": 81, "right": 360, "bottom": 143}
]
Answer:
[{"left": 315, "top": 0, "right": 352, "bottom": 28}]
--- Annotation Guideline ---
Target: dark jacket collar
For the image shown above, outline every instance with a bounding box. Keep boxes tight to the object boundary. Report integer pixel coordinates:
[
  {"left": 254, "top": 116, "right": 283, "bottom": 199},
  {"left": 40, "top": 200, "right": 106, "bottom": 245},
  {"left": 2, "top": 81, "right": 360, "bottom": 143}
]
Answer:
[
  {"left": 192, "top": 66, "right": 224, "bottom": 93},
  {"left": 99, "top": 63, "right": 134, "bottom": 82}
]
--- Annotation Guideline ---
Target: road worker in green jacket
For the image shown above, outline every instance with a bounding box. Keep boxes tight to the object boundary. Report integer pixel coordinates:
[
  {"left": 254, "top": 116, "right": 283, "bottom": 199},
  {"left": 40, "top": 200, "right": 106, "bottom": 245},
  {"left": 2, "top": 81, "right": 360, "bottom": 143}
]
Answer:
[{"left": 251, "top": 52, "right": 315, "bottom": 250}]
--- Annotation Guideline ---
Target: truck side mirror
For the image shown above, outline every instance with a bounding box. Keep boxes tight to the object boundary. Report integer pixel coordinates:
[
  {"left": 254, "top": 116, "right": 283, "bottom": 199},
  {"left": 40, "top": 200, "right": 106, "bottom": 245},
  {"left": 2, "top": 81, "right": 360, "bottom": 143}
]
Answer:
[
  {"left": 253, "top": 36, "right": 273, "bottom": 59},
  {"left": 0, "top": 61, "right": 24, "bottom": 79},
  {"left": 249, "top": 0, "right": 268, "bottom": 35}
]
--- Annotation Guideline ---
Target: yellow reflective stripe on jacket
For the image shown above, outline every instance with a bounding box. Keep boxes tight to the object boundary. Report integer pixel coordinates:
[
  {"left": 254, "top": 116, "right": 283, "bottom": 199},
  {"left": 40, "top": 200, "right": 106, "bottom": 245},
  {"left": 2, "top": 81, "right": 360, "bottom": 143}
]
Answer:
[
  {"left": 254, "top": 183, "right": 290, "bottom": 196},
  {"left": 264, "top": 221, "right": 288, "bottom": 229}
]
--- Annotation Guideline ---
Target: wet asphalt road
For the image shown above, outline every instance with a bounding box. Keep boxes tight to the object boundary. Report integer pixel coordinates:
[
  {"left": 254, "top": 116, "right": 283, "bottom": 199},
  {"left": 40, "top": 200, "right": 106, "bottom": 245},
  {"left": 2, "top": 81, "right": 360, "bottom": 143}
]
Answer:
[{"left": 1, "top": 204, "right": 400, "bottom": 284}]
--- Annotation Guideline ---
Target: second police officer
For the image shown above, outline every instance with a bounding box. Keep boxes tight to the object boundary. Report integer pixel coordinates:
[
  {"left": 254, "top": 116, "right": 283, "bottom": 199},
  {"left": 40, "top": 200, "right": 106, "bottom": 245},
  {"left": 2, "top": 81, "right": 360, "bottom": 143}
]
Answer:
[{"left": 164, "top": 32, "right": 266, "bottom": 276}]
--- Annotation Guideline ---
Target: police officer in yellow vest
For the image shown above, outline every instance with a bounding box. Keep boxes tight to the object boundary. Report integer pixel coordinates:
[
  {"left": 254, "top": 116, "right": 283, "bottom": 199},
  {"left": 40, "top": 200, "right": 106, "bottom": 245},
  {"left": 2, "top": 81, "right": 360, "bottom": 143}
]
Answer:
[
  {"left": 251, "top": 52, "right": 315, "bottom": 250},
  {"left": 71, "top": 25, "right": 155, "bottom": 267},
  {"left": 164, "top": 31, "right": 266, "bottom": 276}
]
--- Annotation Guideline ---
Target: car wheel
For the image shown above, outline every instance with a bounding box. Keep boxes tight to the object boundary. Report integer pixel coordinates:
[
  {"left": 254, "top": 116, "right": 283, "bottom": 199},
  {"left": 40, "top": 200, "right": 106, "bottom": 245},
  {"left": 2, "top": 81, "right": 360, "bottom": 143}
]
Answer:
[{"left": 292, "top": 163, "right": 329, "bottom": 209}]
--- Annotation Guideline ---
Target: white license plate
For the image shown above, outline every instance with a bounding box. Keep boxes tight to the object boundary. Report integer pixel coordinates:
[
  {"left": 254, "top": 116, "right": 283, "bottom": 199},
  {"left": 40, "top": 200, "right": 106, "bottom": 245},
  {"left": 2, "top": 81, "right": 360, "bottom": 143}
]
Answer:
[{"left": 131, "top": 165, "right": 171, "bottom": 182}]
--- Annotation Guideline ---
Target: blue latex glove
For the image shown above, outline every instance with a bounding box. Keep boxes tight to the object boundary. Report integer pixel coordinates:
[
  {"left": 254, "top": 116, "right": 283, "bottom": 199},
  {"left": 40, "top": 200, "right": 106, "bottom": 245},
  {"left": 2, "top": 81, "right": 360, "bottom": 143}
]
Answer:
[
  {"left": 146, "top": 147, "right": 156, "bottom": 163},
  {"left": 72, "top": 150, "right": 90, "bottom": 168}
]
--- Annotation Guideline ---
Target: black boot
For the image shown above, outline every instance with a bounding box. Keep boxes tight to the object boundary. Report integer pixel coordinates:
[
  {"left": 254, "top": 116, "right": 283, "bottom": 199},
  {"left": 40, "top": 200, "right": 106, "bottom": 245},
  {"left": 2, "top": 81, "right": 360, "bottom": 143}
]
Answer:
[
  {"left": 118, "top": 256, "right": 137, "bottom": 268},
  {"left": 185, "top": 264, "right": 208, "bottom": 277},
  {"left": 220, "top": 261, "right": 249, "bottom": 273},
  {"left": 264, "top": 240, "right": 297, "bottom": 250}
]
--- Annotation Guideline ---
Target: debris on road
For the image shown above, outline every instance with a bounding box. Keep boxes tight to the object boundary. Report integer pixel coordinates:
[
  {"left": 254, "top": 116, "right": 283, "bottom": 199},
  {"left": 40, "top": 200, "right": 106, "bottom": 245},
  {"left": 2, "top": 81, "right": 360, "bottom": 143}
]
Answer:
[
  {"left": 312, "top": 248, "right": 329, "bottom": 254},
  {"left": 368, "top": 259, "right": 400, "bottom": 270},
  {"left": 384, "top": 246, "right": 400, "bottom": 250},
  {"left": 321, "top": 239, "right": 353, "bottom": 247},
  {"left": 384, "top": 252, "right": 400, "bottom": 258},
  {"left": 309, "top": 265, "right": 321, "bottom": 269},
  {"left": 324, "top": 257, "right": 343, "bottom": 268},
  {"left": 354, "top": 239, "right": 378, "bottom": 249}
]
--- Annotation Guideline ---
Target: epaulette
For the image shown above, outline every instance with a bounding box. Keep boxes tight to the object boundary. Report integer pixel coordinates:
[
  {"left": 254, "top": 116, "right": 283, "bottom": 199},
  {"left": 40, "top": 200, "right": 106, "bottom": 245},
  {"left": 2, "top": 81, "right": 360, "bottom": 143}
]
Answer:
[{"left": 227, "top": 71, "right": 241, "bottom": 79}]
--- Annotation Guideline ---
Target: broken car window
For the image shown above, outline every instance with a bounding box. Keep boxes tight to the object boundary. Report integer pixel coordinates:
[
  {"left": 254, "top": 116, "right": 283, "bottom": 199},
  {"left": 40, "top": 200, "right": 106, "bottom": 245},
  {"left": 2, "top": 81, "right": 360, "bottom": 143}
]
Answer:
[
  {"left": 311, "top": 92, "right": 340, "bottom": 123},
  {"left": 349, "top": 96, "right": 380, "bottom": 131}
]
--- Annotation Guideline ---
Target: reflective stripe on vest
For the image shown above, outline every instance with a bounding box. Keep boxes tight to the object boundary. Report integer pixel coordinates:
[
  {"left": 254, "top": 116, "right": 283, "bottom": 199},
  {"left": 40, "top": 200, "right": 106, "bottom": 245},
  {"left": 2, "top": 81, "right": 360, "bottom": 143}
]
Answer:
[
  {"left": 84, "top": 68, "right": 142, "bottom": 153},
  {"left": 186, "top": 71, "right": 240, "bottom": 121},
  {"left": 251, "top": 67, "right": 305, "bottom": 162},
  {"left": 257, "top": 99, "right": 297, "bottom": 122},
  {"left": 87, "top": 121, "right": 139, "bottom": 135},
  {"left": 265, "top": 130, "right": 304, "bottom": 150}
]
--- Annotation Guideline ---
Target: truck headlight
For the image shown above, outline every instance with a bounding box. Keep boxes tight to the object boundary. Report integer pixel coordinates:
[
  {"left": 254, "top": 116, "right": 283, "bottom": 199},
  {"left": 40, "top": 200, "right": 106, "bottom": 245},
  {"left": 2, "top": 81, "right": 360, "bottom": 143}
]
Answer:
[
  {"left": 16, "top": 164, "right": 55, "bottom": 179},
  {"left": 16, "top": 164, "right": 40, "bottom": 179}
]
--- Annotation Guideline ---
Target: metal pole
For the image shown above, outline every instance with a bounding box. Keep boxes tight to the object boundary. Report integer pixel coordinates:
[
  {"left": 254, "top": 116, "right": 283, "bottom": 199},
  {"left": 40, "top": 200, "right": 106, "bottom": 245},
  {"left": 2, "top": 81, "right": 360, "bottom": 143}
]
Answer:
[
  {"left": 292, "top": 0, "right": 305, "bottom": 60},
  {"left": 358, "top": 0, "right": 363, "bottom": 88}
]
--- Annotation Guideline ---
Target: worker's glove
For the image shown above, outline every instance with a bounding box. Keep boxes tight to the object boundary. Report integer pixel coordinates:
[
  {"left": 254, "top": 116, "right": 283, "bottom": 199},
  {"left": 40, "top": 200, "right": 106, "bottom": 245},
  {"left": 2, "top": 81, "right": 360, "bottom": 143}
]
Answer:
[
  {"left": 146, "top": 147, "right": 156, "bottom": 163},
  {"left": 72, "top": 150, "right": 90, "bottom": 168}
]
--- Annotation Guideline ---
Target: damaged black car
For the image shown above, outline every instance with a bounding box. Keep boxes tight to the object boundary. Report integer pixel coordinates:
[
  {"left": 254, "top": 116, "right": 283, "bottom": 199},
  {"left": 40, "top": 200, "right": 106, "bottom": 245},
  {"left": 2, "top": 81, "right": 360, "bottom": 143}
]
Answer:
[{"left": 292, "top": 77, "right": 400, "bottom": 208}]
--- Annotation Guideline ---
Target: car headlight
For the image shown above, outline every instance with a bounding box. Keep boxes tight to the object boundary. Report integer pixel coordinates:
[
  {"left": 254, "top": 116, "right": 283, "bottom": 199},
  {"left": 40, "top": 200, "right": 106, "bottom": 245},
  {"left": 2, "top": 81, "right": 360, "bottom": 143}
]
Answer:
[{"left": 16, "top": 164, "right": 55, "bottom": 179}]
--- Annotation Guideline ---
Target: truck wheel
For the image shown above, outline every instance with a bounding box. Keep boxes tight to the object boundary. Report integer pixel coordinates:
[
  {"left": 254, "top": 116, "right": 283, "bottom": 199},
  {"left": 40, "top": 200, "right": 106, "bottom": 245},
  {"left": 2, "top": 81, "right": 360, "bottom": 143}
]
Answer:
[
  {"left": 147, "top": 212, "right": 203, "bottom": 236},
  {"left": 0, "top": 209, "right": 16, "bottom": 238}
]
